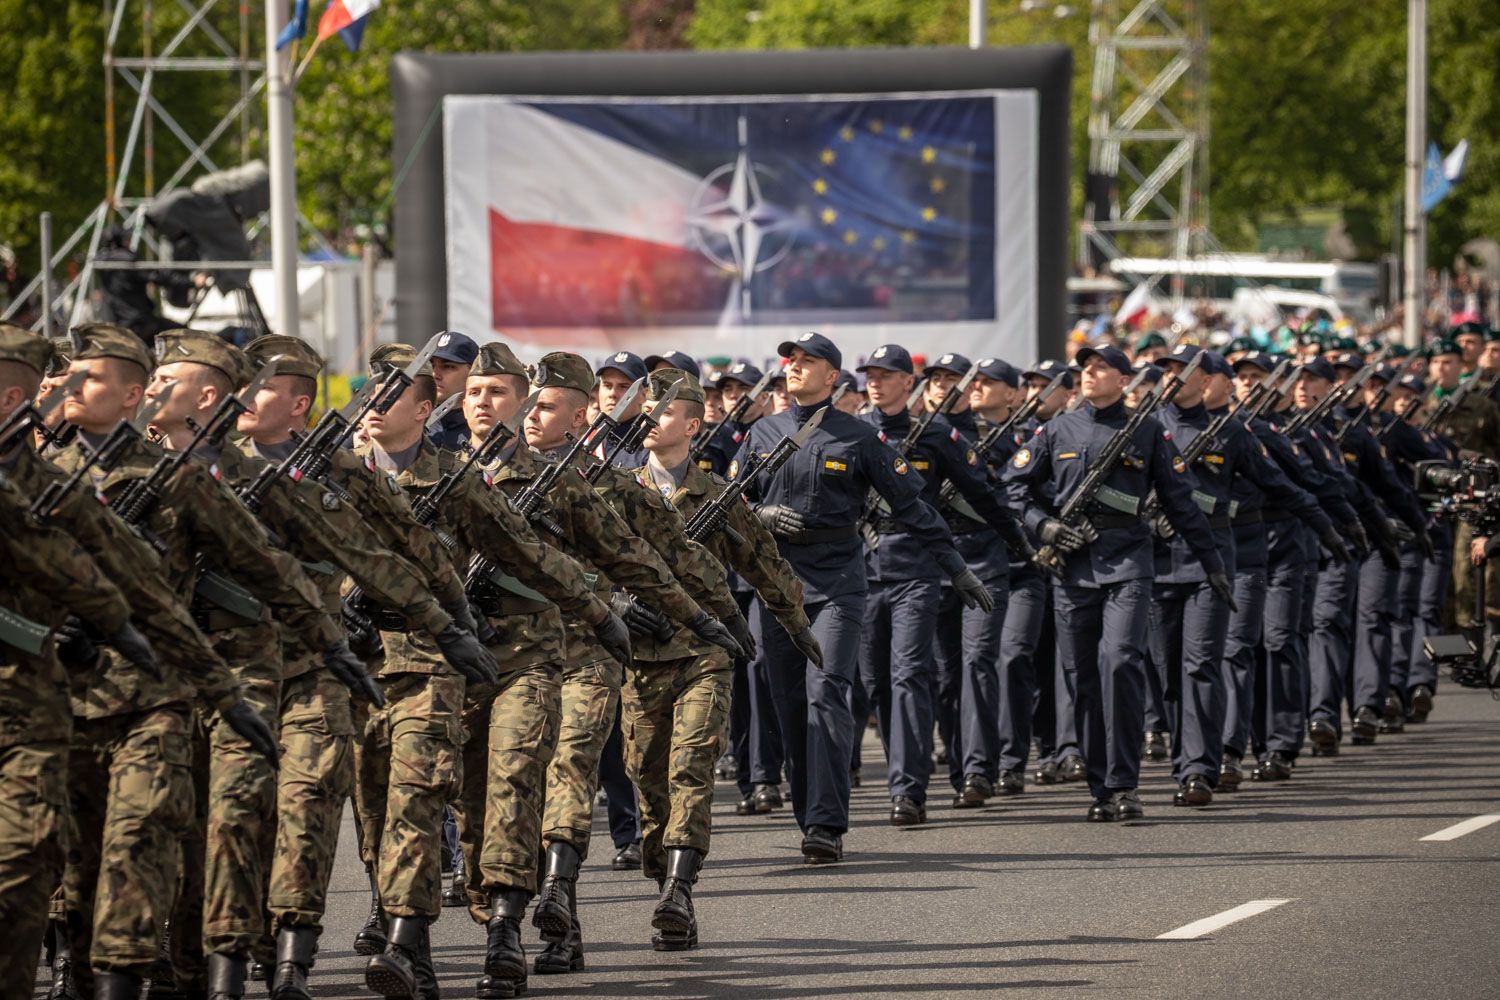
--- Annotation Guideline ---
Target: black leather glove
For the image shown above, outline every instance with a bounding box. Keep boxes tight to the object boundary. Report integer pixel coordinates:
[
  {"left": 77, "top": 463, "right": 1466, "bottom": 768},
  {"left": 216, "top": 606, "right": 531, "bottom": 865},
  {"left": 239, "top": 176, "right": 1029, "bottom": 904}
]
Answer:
[
  {"left": 951, "top": 567, "right": 996, "bottom": 612},
  {"left": 725, "top": 610, "right": 756, "bottom": 663},
  {"left": 1207, "top": 570, "right": 1238, "bottom": 613},
  {"left": 323, "top": 639, "right": 385, "bottom": 707},
  {"left": 433, "top": 621, "right": 499, "bottom": 686},
  {"left": 341, "top": 599, "right": 384, "bottom": 659},
  {"left": 1318, "top": 525, "right": 1352, "bottom": 563},
  {"left": 1151, "top": 512, "right": 1178, "bottom": 542},
  {"left": 1038, "top": 517, "right": 1091, "bottom": 553},
  {"left": 221, "top": 700, "right": 280, "bottom": 768},
  {"left": 445, "top": 600, "right": 480, "bottom": 635},
  {"left": 1416, "top": 525, "right": 1435, "bottom": 561},
  {"left": 610, "top": 592, "right": 674, "bottom": 642},
  {"left": 686, "top": 612, "right": 744, "bottom": 661},
  {"left": 790, "top": 626, "right": 824, "bottom": 669},
  {"left": 754, "top": 504, "right": 807, "bottom": 538},
  {"left": 592, "top": 610, "right": 634, "bottom": 667},
  {"left": 55, "top": 616, "right": 101, "bottom": 667},
  {"left": 1347, "top": 521, "right": 1371, "bottom": 560},
  {"left": 997, "top": 515, "right": 1037, "bottom": 564},
  {"left": 1367, "top": 516, "right": 1401, "bottom": 571},
  {"left": 107, "top": 621, "right": 162, "bottom": 678}
]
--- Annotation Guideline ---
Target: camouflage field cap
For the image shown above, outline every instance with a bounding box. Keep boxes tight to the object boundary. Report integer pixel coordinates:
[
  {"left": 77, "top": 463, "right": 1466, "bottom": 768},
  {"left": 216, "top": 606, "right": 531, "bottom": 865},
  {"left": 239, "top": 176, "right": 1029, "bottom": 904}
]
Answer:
[
  {"left": 533, "top": 351, "right": 597, "bottom": 395},
  {"left": 0, "top": 322, "right": 54, "bottom": 375},
  {"left": 245, "top": 334, "right": 324, "bottom": 379},
  {"left": 471, "top": 341, "right": 528, "bottom": 379},
  {"left": 73, "top": 322, "right": 153, "bottom": 375},
  {"left": 153, "top": 329, "right": 250, "bottom": 388},
  {"left": 369, "top": 342, "right": 434, "bottom": 379},
  {"left": 647, "top": 367, "right": 704, "bottom": 405}
]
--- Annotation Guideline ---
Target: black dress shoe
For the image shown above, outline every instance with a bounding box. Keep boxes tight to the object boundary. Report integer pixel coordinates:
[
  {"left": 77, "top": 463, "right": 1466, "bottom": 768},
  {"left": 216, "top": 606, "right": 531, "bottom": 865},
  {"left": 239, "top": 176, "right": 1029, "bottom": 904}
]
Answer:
[
  {"left": 1350, "top": 705, "right": 1379, "bottom": 745},
  {"left": 1409, "top": 685, "right": 1433, "bottom": 723},
  {"left": 1251, "top": 751, "right": 1293, "bottom": 781},
  {"left": 1219, "top": 753, "right": 1243, "bottom": 791},
  {"left": 1086, "top": 797, "right": 1117, "bottom": 822},
  {"left": 1379, "top": 693, "right": 1405, "bottom": 733},
  {"left": 1032, "top": 759, "right": 1060, "bottom": 784},
  {"left": 1059, "top": 755, "right": 1086, "bottom": 781},
  {"left": 735, "top": 795, "right": 757, "bottom": 816},
  {"left": 849, "top": 768, "right": 862, "bottom": 788},
  {"left": 889, "top": 795, "right": 927, "bottom": 827},
  {"left": 1142, "top": 730, "right": 1170, "bottom": 762},
  {"left": 995, "top": 769, "right": 1025, "bottom": 796},
  {"left": 800, "top": 826, "right": 843, "bottom": 864},
  {"left": 714, "top": 752, "right": 737, "bottom": 780},
  {"left": 1112, "top": 789, "right": 1144, "bottom": 821},
  {"left": 1173, "top": 775, "right": 1213, "bottom": 807},
  {"left": 752, "top": 783, "right": 783, "bottom": 811},
  {"left": 959, "top": 774, "right": 993, "bottom": 806},
  {"left": 1308, "top": 719, "right": 1340, "bottom": 756},
  {"left": 612, "top": 842, "right": 642, "bottom": 871}
]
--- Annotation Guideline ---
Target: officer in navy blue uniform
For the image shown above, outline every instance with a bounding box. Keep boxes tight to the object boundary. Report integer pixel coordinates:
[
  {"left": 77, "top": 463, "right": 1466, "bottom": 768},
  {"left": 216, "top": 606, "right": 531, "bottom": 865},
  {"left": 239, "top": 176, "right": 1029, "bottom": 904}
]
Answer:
[
  {"left": 1152, "top": 345, "right": 1336, "bottom": 806},
  {"left": 855, "top": 345, "right": 1014, "bottom": 825},
  {"left": 732, "top": 332, "right": 987, "bottom": 862},
  {"left": 426, "top": 331, "right": 480, "bottom": 450},
  {"left": 1231, "top": 352, "right": 1359, "bottom": 780},
  {"left": 1005, "top": 345, "right": 1224, "bottom": 821},
  {"left": 595, "top": 351, "right": 651, "bottom": 468},
  {"left": 998, "top": 360, "right": 1084, "bottom": 785},
  {"left": 1130, "top": 363, "right": 1173, "bottom": 761},
  {"left": 701, "top": 362, "right": 770, "bottom": 477},
  {"left": 1326, "top": 352, "right": 1432, "bottom": 747}
]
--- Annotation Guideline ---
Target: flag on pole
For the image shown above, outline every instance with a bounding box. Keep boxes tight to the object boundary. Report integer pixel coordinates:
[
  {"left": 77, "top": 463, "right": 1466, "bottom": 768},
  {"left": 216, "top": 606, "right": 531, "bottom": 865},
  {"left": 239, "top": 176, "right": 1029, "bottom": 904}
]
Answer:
[
  {"left": 1421, "top": 142, "right": 1451, "bottom": 213},
  {"left": 275, "top": 0, "right": 311, "bottom": 50},
  {"left": 318, "top": 0, "right": 381, "bottom": 52},
  {"left": 1443, "top": 138, "right": 1469, "bottom": 185},
  {"left": 1113, "top": 282, "right": 1155, "bottom": 329}
]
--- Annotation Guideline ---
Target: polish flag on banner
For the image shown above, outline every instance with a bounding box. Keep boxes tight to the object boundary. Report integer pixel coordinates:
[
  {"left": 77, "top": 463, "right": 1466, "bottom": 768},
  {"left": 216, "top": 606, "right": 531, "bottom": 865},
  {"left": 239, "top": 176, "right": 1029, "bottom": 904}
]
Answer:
[
  {"left": 318, "top": 0, "right": 380, "bottom": 52},
  {"left": 1113, "top": 282, "right": 1155, "bottom": 329}
]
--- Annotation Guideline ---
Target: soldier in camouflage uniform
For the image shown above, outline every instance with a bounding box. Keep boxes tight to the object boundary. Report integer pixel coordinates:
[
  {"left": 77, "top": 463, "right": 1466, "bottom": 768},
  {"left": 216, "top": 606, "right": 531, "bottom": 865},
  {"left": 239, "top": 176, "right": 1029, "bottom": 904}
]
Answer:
[
  {"left": 631, "top": 368, "right": 819, "bottom": 950},
  {"left": 454, "top": 343, "right": 739, "bottom": 990},
  {"left": 51, "top": 324, "right": 334, "bottom": 1000},
  {"left": 349, "top": 343, "right": 627, "bottom": 1000},
  {"left": 1426, "top": 337, "right": 1500, "bottom": 632}
]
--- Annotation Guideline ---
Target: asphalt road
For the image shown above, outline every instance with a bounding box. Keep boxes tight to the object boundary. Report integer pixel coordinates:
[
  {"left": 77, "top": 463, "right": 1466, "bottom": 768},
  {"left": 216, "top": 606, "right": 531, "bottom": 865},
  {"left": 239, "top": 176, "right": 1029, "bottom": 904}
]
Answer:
[{"left": 40, "top": 684, "right": 1500, "bottom": 999}]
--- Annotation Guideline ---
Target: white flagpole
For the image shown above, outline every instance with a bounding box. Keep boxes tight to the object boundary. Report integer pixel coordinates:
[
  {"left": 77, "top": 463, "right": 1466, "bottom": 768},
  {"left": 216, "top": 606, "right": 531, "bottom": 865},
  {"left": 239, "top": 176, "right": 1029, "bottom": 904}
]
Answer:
[
  {"left": 970, "top": 0, "right": 986, "bottom": 48},
  {"left": 1402, "top": 0, "right": 1426, "bottom": 350},
  {"left": 267, "top": 0, "right": 301, "bottom": 338}
]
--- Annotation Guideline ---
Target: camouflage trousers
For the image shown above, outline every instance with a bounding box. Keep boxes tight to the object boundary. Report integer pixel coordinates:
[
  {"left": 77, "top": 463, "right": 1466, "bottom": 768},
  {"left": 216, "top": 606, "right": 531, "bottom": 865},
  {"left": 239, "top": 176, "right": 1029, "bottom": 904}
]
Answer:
[
  {"left": 0, "top": 740, "right": 68, "bottom": 998},
  {"left": 267, "top": 666, "right": 357, "bottom": 930},
  {"left": 541, "top": 655, "right": 622, "bottom": 861},
  {"left": 452, "top": 662, "right": 563, "bottom": 916},
  {"left": 1451, "top": 518, "right": 1500, "bottom": 627},
  {"left": 621, "top": 652, "right": 731, "bottom": 880},
  {"left": 64, "top": 704, "right": 195, "bottom": 979},
  {"left": 354, "top": 671, "right": 465, "bottom": 919}
]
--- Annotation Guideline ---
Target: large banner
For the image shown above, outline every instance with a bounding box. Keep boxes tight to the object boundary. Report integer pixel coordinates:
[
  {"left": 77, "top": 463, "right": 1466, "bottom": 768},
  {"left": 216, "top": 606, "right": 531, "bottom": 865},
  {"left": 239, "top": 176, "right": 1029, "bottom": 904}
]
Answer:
[{"left": 443, "top": 91, "right": 1037, "bottom": 368}]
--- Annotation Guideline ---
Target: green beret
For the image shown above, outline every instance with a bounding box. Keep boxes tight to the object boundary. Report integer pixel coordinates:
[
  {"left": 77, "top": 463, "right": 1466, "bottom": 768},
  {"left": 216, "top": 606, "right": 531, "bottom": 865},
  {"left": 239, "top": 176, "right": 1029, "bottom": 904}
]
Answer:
[
  {"left": 1133, "top": 331, "right": 1167, "bottom": 351},
  {"left": 1428, "top": 338, "right": 1462, "bottom": 359},
  {"left": 153, "top": 329, "right": 250, "bottom": 388},
  {"left": 0, "top": 322, "right": 55, "bottom": 375},
  {"left": 1326, "top": 336, "right": 1357, "bottom": 353},
  {"left": 1225, "top": 336, "right": 1256, "bottom": 354},
  {"left": 1452, "top": 321, "right": 1487, "bottom": 340},
  {"left": 647, "top": 368, "right": 704, "bottom": 405},
  {"left": 369, "top": 342, "right": 433, "bottom": 379},
  {"left": 1297, "top": 331, "right": 1325, "bottom": 348},
  {"left": 246, "top": 334, "right": 323, "bottom": 379},
  {"left": 1385, "top": 342, "right": 1412, "bottom": 358},
  {"left": 73, "top": 322, "right": 153, "bottom": 376},
  {"left": 471, "top": 341, "right": 527, "bottom": 380},
  {"left": 533, "top": 352, "right": 596, "bottom": 395}
]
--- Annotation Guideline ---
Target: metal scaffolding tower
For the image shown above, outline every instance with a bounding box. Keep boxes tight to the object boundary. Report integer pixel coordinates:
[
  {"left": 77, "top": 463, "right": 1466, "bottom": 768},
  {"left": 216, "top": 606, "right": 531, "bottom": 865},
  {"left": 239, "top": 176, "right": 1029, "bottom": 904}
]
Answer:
[
  {"left": 1079, "top": 0, "right": 1211, "bottom": 272},
  {"left": 4, "top": 1, "right": 326, "bottom": 331}
]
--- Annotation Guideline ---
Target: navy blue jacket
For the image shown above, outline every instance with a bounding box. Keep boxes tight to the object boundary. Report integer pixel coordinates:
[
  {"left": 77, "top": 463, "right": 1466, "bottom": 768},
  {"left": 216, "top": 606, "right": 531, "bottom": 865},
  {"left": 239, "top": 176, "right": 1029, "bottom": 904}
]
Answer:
[
  {"left": 1328, "top": 407, "right": 1427, "bottom": 534},
  {"left": 426, "top": 407, "right": 470, "bottom": 452},
  {"left": 1252, "top": 412, "right": 1353, "bottom": 566},
  {"left": 1003, "top": 398, "right": 1223, "bottom": 587},
  {"left": 733, "top": 398, "right": 964, "bottom": 603}
]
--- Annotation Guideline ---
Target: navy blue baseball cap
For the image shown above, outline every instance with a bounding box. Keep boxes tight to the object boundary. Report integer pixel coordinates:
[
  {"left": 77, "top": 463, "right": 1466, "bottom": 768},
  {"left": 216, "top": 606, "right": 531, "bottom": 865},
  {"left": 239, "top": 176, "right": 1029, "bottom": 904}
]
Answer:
[
  {"left": 719, "top": 361, "right": 765, "bottom": 387},
  {"left": 923, "top": 351, "right": 972, "bottom": 377},
  {"left": 1162, "top": 342, "right": 1204, "bottom": 366},
  {"left": 856, "top": 343, "right": 914, "bottom": 374},
  {"left": 1201, "top": 349, "right": 1234, "bottom": 378},
  {"left": 1330, "top": 351, "right": 1364, "bottom": 372},
  {"left": 596, "top": 350, "right": 648, "bottom": 381},
  {"left": 1075, "top": 344, "right": 1134, "bottom": 376},
  {"left": 1300, "top": 357, "right": 1338, "bottom": 383},
  {"left": 432, "top": 331, "right": 480, "bottom": 365},
  {"left": 1133, "top": 362, "right": 1165, "bottom": 385},
  {"left": 835, "top": 369, "right": 859, "bottom": 393},
  {"left": 703, "top": 370, "right": 725, "bottom": 391},
  {"left": 1367, "top": 363, "right": 1401, "bottom": 385},
  {"left": 1021, "top": 358, "right": 1074, "bottom": 389},
  {"left": 975, "top": 356, "right": 1020, "bottom": 388},
  {"left": 1396, "top": 371, "right": 1427, "bottom": 395},
  {"left": 778, "top": 331, "right": 842, "bottom": 370},
  {"left": 645, "top": 350, "right": 701, "bottom": 379},
  {"left": 1232, "top": 350, "right": 1277, "bottom": 374}
]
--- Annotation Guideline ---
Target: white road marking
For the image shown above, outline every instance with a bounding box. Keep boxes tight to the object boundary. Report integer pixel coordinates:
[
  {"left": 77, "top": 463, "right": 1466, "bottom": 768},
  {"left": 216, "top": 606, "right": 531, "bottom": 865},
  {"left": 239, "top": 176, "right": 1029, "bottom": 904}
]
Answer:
[
  {"left": 1420, "top": 814, "right": 1500, "bottom": 842},
  {"left": 1156, "top": 899, "right": 1293, "bottom": 940}
]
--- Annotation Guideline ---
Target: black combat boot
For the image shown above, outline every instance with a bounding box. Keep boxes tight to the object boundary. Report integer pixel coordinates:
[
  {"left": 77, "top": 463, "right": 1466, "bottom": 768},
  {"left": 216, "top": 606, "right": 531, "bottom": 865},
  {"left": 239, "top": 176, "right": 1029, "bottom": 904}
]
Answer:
[
  {"left": 531, "top": 840, "right": 580, "bottom": 941},
  {"left": 412, "top": 922, "right": 439, "bottom": 1000},
  {"left": 270, "top": 926, "right": 318, "bottom": 1000},
  {"left": 532, "top": 879, "right": 585, "bottom": 975},
  {"left": 651, "top": 847, "right": 701, "bottom": 952},
  {"left": 206, "top": 953, "right": 246, "bottom": 1000},
  {"left": 442, "top": 847, "right": 468, "bottom": 907},
  {"left": 48, "top": 920, "right": 81, "bottom": 1000},
  {"left": 484, "top": 888, "right": 531, "bottom": 981},
  {"left": 94, "top": 970, "right": 144, "bottom": 1000},
  {"left": 353, "top": 866, "right": 388, "bottom": 956},
  {"left": 364, "top": 915, "right": 424, "bottom": 999}
]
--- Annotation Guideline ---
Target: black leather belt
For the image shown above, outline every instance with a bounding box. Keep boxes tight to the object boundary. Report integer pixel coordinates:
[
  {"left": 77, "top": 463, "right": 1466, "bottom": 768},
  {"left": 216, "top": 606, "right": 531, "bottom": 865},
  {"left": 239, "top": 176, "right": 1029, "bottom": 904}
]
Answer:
[
  {"left": 1209, "top": 514, "right": 1232, "bottom": 530},
  {"left": 1231, "top": 510, "right": 1264, "bottom": 527},
  {"left": 781, "top": 524, "right": 859, "bottom": 545},
  {"left": 371, "top": 609, "right": 411, "bottom": 633},
  {"left": 1087, "top": 512, "right": 1140, "bottom": 531}
]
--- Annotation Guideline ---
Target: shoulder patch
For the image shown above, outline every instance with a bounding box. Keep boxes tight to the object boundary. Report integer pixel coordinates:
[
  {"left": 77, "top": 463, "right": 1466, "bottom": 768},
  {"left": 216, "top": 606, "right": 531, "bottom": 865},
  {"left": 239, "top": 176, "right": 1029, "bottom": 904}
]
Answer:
[
  {"left": 893, "top": 456, "right": 910, "bottom": 476},
  {"left": 321, "top": 491, "right": 340, "bottom": 511},
  {"left": 1162, "top": 429, "right": 1173, "bottom": 442},
  {"left": 1012, "top": 447, "right": 1032, "bottom": 469},
  {"left": 967, "top": 447, "right": 978, "bottom": 466},
  {"left": 1172, "top": 455, "right": 1187, "bottom": 474}
]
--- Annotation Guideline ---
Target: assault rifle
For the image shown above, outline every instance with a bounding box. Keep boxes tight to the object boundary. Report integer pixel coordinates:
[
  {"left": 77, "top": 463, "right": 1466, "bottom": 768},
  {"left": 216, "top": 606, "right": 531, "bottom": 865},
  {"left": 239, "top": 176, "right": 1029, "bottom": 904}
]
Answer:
[
  {"left": 1421, "top": 374, "right": 1477, "bottom": 435},
  {"left": 688, "top": 366, "right": 775, "bottom": 465},
  {"left": 1336, "top": 372, "right": 1395, "bottom": 446},
  {"left": 584, "top": 378, "right": 682, "bottom": 484},
  {"left": 1033, "top": 351, "right": 1203, "bottom": 574},
  {"left": 1376, "top": 395, "right": 1425, "bottom": 441},
  {"left": 858, "top": 367, "right": 977, "bottom": 539},
  {"left": 1281, "top": 361, "right": 1376, "bottom": 439},
  {"left": 936, "top": 370, "right": 1066, "bottom": 506}
]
